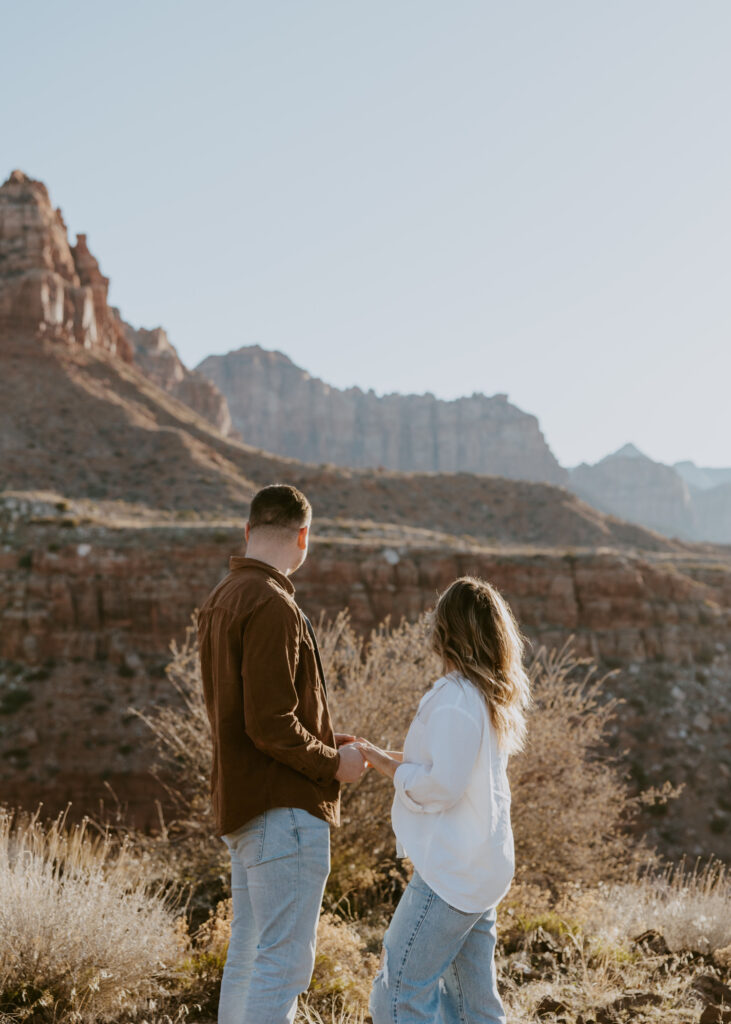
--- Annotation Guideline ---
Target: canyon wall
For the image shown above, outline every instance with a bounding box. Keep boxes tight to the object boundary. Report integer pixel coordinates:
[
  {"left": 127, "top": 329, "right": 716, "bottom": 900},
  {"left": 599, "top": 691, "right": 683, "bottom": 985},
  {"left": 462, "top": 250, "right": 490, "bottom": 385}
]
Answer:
[
  {"left": 197, "top": 345, "right": 567, "bottom": 484},
  {"left": 1, "top": 494, "right": 729, "bottom": 855}
]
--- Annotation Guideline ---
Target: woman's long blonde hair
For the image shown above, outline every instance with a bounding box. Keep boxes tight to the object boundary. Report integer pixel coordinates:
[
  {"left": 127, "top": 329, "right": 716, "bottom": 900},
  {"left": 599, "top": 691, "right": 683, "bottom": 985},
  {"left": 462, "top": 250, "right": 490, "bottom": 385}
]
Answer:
[{"left": 430, "top": 576, "right": 531, "bottom": 754}]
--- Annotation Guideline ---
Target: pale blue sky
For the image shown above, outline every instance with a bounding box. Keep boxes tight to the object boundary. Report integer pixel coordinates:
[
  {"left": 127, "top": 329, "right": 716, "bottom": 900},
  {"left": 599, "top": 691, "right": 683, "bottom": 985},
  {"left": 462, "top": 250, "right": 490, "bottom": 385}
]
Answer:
[{"left": 2, "top": 1, "right": 730, "bottom": 468}]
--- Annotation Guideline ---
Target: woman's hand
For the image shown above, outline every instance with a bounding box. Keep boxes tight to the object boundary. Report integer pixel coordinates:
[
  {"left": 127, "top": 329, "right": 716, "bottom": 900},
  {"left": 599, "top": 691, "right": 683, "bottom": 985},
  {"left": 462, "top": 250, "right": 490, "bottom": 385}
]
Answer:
[{"left": 354, "top": 739, "right": 401, "bottom": 780}]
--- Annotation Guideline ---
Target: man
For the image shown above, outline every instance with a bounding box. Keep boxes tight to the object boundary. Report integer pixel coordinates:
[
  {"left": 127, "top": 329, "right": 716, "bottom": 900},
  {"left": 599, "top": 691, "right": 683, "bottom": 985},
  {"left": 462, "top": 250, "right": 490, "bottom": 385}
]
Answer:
[{"left": 198, "top": 484, "right": 365, "bottom": 1024}]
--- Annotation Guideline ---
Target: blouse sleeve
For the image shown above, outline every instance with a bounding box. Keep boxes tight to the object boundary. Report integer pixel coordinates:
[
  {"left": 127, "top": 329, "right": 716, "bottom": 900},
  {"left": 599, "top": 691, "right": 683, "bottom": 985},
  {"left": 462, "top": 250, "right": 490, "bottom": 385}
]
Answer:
[{"left": 394, "top": 703, "right": 482, "bottom": 814}]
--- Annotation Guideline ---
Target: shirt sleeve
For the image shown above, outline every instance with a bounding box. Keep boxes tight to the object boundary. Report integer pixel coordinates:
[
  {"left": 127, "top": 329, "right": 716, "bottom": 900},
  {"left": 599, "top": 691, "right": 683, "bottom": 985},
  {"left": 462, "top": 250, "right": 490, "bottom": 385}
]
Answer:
[
  {"left": 394, "top": 704, "right": 482, "bottom": 814},
  {"left": 242, "top": 597, "right": 340, "bottom": 786}
]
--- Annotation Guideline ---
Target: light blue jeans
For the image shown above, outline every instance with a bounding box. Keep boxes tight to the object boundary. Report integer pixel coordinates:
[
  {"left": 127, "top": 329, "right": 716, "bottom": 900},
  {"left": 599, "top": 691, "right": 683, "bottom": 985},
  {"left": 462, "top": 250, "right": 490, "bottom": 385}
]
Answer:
[
  {"left": 370, "top": 871, "right": 506, "bottom": 1024},
  {"left": 218, "top": 806, "right": 330, "bottom": 1024}
]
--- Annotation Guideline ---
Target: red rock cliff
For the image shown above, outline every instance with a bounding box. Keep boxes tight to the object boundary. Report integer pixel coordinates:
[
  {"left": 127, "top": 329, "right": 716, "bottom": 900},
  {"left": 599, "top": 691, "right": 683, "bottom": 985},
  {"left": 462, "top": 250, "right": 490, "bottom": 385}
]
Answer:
[
  {"left": 0, "top": 171, "right": 133, "bottom": 360},
  {"left": 0, "top": 170, "right": 234, "bottom": 437}
]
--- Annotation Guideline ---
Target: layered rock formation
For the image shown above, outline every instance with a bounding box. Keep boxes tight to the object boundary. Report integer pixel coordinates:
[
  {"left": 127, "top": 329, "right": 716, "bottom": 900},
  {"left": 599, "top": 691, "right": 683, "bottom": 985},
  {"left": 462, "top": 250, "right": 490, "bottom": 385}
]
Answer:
[
  {"left": 1, "top": 501, "right": 721, "bottom": 668},
  {"left": 197, "top": 346, "right": 567, "bottom": 484},
  {"left": 0, "top": 172, "right": 132, "bottom": 360},
  {"left": 570, "top": 445, "right": 731, "bottom": 543},
  {"left": 0, "top": 170, "right": 234, "bottom": 436}
]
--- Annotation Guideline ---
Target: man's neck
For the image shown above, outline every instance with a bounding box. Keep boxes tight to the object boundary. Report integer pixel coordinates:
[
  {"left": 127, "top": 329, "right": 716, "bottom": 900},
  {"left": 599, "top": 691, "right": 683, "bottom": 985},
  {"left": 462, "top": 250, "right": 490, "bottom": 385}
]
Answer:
[{"left": 244, "top": 546, "right": 292, "bottom": 577}]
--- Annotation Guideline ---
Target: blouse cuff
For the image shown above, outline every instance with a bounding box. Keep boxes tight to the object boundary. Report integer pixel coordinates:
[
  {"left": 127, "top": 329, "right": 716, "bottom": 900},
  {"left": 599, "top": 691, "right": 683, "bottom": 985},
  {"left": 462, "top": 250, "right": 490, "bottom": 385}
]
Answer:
[{"left": 394, "top": 763, "right": 426, "bottom": 814}]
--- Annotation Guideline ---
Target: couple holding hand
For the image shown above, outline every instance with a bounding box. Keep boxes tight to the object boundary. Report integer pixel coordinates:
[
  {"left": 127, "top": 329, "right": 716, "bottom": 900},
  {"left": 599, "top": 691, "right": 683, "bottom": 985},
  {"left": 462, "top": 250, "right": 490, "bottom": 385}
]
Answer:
[{"left": 199, "top": 485, "right": 531, "bottom": 1024}]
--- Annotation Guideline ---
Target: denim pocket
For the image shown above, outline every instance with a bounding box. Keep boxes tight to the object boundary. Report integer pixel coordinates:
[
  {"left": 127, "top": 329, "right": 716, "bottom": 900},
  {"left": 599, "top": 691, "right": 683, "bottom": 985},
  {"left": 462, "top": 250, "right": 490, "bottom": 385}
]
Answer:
[{"left": 224, "top": 813, "right": 267, "bottom": 868}]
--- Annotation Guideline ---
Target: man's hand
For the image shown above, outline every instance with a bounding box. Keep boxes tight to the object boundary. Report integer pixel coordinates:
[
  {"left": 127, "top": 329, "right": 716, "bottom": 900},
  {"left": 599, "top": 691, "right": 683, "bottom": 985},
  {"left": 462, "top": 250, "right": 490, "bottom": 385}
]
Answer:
[
  {"left": 335, "top": 733, "right": 356, "bottom": 748},
  {"left": 335, "top": 743, "right": 367, "bottom": 783}
]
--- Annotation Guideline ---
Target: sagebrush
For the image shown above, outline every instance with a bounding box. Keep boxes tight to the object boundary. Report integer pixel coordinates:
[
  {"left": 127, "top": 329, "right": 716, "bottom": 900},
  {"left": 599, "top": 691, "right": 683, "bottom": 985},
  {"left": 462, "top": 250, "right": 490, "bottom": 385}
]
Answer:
[{"left": 0, "top": 809, "right": 184, "bottom": 1022}]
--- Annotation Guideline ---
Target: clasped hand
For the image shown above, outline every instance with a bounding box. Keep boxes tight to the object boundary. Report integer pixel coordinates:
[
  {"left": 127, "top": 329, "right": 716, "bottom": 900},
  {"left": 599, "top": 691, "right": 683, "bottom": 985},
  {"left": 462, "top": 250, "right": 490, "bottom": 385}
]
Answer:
[{"left": 334, "top": 733, "right": 403, "bottom": 783}]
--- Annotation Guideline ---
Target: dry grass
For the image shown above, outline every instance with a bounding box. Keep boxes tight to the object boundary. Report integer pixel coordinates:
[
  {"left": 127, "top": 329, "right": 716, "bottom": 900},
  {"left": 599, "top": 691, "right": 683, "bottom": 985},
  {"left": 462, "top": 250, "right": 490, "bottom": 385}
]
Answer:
[
  {"left": 309, "top": 914, "right": 379, "bottom": 1013},
  {"left": 510, "top": 640, "right": 658, "bottom": 890},
  {"left": 499, "top": 951, "right": 716, "bottom": 1024},
  {"left": 189, "top": 897, "right": 377, "bottom": 1017},
  {"left": 588, "top": 860, "right": 731, "bottom": 954},
  {"left": 131, "top": 617, "right": 213, "bottom": 833},
  {"left": 0, "top": 808, "right": 185, "bottom": 1023}
]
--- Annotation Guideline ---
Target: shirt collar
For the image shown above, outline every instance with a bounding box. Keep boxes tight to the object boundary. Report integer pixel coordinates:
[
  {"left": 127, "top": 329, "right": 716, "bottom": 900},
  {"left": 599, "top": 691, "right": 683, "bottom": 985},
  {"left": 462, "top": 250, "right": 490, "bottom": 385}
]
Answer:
[
  {"left": 432, "top": 673, "right": 458, "bottom": 693},
  {"left": 229, "top": 555, "right": 295, "bottom": 595}
]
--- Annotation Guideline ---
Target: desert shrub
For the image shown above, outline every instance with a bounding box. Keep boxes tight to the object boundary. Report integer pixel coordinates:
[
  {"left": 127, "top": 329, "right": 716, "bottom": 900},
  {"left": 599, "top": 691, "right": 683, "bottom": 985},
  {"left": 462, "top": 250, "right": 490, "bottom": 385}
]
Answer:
[
  {"left": 297, "top": 1004, "right": 366, "bottom": 1024},
  {"left": 0, "top": 687, "right": 33, "bottom": 715},
  {"left": 140, "top": 612, "right": 653, "bottom": 905},
  {"left": 174, "top": 897, "right": 231, "bottom": 1016},
  {"left": 587, "top": 860, "right": 731, "bottom": 954},
  {"left": 130, "top": 617, "right": 230, "bottom": 922},
  {"left": 319, "top": 612, "right": 438, "bottom": 900},
  {"left": 0, "top": 809, "right": 185, "bottom": 1022},
  {"left": 323, "top": 620, "right": 650, "bottom": 894},
  {"left": 496, "top": 869, "right": 731, "bottom": 1024},
  {"left": 509, "top": 641, "right": 654, "bottom": 889},
  {"left": 133, "top": 616, "right": 212, "bottom": 830},
  {"left": 309, "top": 913, "right": 379, "bottom": 1013},
  {"left": 186, "top": 897, "right": 375, "bottom": 1020}
]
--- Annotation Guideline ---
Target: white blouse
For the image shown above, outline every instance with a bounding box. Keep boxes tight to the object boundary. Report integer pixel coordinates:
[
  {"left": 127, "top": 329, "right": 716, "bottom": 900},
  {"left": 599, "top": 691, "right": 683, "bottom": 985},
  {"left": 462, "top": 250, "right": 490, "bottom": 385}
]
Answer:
[{"left": 392, "top": 672, "right": 515, "bottom": 913}]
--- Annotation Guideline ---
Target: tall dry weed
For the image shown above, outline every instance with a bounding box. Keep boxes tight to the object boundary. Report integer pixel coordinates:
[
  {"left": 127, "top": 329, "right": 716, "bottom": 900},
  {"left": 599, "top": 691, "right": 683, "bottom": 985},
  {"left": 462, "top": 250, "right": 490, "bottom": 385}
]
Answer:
[
  {"left": 0, "top": 809, "right": 184, "bottom": 1022},
  {"left": 133, "top": 617, "right": 212, "bottom": 831},
  {"left": 509, "top": 641, "right": 653, "bottom": 889},
  {"left": 587, "top": 859, "right": 731, "bottom": 954}
]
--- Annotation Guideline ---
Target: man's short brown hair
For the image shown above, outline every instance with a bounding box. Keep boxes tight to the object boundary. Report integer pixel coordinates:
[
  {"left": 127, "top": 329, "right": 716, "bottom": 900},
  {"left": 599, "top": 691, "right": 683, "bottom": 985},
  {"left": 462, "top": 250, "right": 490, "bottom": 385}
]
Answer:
[{"left": 248, "top": 484, "right": 312, "bottom": 531}]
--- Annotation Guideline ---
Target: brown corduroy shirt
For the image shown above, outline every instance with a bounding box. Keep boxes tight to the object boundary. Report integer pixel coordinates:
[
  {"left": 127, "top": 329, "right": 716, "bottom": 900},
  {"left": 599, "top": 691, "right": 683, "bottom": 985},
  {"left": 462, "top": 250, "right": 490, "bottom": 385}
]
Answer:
[{"left": 198, "top": 556, "right": 341, "bottom": 836}]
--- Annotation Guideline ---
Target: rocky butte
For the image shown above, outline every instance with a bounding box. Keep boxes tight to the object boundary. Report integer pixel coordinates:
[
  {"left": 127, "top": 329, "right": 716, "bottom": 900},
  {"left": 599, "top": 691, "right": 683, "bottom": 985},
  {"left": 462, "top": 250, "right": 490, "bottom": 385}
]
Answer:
[
  {"left": 0, "top": 170, "right": 233, "bottom": 436},
  {"left": 197, "top": 345, "right": 568, "bottom": 484},
  {"left": 0, "top": 170, "right": 730, "bottom": 861}
]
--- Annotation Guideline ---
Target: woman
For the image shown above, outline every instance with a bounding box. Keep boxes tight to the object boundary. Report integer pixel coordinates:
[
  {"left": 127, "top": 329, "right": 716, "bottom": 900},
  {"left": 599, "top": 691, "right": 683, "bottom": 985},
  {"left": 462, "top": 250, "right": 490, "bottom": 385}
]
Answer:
[{"left": 355, "top": 576, "right": 531, "bottom": 1024}]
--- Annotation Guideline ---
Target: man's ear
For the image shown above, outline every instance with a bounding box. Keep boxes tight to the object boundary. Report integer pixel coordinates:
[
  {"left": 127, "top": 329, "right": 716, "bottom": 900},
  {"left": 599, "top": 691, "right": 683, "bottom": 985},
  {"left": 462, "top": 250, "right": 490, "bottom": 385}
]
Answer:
[
  {"left": 244, "top": 522, "right": 251, "bottom": 544},
  {"left": 297, "top": 524, "right": 309, "bottom": 550}
]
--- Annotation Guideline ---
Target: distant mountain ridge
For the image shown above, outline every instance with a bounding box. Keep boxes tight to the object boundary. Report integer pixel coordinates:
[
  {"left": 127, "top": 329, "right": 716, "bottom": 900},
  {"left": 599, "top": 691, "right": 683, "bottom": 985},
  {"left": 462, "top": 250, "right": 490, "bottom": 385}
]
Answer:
[
  {"left": 195, "top": 347, "right": 729, "bottom": 544},
  {"left": 674, "top": 460, "right": 731, "bottom": 491},
  {"left": 197, "top": 345, "right": 567, "bottom": 485},
  {"left": 570, "top": 445, "right": 731, "bottom": 544},
  {"left": 2, "top": 169, "right": 727, "bottom": 544}
]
